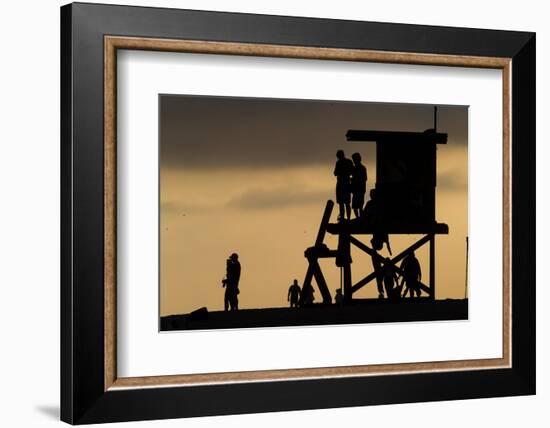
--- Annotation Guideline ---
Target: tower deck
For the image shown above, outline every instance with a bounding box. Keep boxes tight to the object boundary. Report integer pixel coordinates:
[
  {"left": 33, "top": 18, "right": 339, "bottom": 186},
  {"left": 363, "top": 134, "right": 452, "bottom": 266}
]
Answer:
[{"left": 326, "top": 220, "right": 449, "bottom": 235}]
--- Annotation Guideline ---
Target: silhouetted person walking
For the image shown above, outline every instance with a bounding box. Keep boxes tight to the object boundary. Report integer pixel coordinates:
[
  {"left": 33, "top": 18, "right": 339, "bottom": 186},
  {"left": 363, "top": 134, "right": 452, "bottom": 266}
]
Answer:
[
  {"left": 333, "top": 150, "right": 353, "bottom": 221},
  {"left": 351, "top": 153, "right": 367, "bottom": 218},
  {"left": 223, "top": 253, "right": 241, "bottom": 311},
  {"left": 401, "top": 251, "right": 422, "bottom": 298},
  {"left": 288, "top": 279, "right": 301, "bottom": 308}
]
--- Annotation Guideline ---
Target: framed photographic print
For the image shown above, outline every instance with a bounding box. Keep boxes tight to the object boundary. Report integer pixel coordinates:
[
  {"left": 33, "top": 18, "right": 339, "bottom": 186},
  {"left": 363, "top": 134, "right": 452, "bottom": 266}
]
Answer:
[
  {"left": 60, "top": 2, "right": 535, "bottom": 424},
  {"left": 157, "top": 95, "right": 468, "bottom": 332}
]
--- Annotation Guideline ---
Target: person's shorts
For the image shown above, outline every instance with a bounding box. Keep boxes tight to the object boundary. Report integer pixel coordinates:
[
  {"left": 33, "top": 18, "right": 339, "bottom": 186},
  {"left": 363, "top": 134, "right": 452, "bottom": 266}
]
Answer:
[
  {"left": 352, "top": 192, "right": 365, "bottom": 209},
  {"left": 336, "top": 182, "right": 351, "bottom": 204}
]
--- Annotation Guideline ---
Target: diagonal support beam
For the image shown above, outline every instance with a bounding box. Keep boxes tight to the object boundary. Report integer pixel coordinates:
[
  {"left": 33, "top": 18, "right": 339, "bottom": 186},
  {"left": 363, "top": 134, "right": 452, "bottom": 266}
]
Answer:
[
  {"left": 350, "top": 234, "right": 432, "bottom": 266},
  {"left": 350, "top": 234, "right": 433, "bottom": 294},
  {"left": 310, "top": 259, "right": 333, "bottom": 304},
  {"left": 350, "top": 271, "right": 378, "bottom": 292},
  {"left": 350, "top": 266, "right": 431, "bottom": 295}
]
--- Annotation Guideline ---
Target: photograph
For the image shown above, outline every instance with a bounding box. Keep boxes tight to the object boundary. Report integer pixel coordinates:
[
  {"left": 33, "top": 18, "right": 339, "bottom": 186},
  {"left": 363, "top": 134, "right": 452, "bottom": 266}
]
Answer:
[{"left": 159, "top": 95, "right": 469, "bottom": 331}]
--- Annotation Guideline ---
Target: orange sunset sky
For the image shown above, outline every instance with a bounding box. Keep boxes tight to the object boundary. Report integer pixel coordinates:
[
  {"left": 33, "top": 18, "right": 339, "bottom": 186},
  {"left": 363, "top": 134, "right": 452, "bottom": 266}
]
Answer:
[{"left": 159, "top": 95, "right": 468, "bottom": 316}]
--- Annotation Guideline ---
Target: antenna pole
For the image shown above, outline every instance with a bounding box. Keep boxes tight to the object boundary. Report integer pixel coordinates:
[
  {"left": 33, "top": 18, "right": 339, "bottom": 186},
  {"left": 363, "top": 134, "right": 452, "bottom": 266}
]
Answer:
[{"left": 465, "top": 236, "right": 469, "bottom": 299}]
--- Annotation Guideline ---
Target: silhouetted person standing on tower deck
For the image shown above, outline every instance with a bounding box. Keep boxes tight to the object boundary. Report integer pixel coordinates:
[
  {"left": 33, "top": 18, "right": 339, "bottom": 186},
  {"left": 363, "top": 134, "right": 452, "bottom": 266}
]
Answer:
[
  {"left": 401, "top": 251, "right": 422, "bottom": 298},
  {"left": 223, "top": 253, "right": 241, "bottom": 311},
  {"left": 288, "top": 279, "right": 301, "bottom": 308},
  {"left": 351, "top": 152, "right": 367, "bottom": 218},
  {"left": 333, "top": 150, "right": 353, "bottom": 222}
]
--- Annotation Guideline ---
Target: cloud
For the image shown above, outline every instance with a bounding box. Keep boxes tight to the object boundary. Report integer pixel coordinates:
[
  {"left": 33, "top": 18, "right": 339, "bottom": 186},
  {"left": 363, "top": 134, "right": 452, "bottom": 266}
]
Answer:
[
  {"left": 161, "top": 184, "right": 330, "bottom": 215},
  {"left": 161, "top": 201, "right": 179, "bottom": 212},
  {"left": 438, "top": 169, "right": 467, "bottom": 191},
  {"left": 160, "top": 95, "right": 466, "bottom": 170},
  {"left": 161, "top": 200, "right": 213, "bottom": 215},
  {"left": 226, "top": 186, "right": 330, "bottom": 210}
]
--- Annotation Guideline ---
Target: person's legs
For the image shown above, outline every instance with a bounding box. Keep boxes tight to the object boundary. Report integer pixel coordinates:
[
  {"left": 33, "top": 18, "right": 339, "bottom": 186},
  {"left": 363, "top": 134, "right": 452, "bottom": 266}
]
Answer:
[
  {"left": 384, "top": 278, "right": 393, "bottom": 298},
  {"left": 376, "top": 274, "right": 384, "bottom": 297},
  {"left": 229, "top": 290, "right": 236, "bottom": 311},
  {"left": 338, "top": 203, "right": 345, "bottom": 221},
  {"left": 415, "top": 281, "right": 421, "bottom": 298},
  {"left": 403, "top": 278, "right": 411, "bottom": 298},
  {"left": 224, "top": 289, "right": 229, "bottom": 311},
  {"left": 401, "top": 282, "right": 408, "bottom": 298},
  {"left": 344, "top": 184, "right": 351, "bottom": 220},
  {"left": 352, "top": 193, "right": 364, "bottom": 218},
  {"left": 336, "top": 183, "right": 344, "bottom": 221}
]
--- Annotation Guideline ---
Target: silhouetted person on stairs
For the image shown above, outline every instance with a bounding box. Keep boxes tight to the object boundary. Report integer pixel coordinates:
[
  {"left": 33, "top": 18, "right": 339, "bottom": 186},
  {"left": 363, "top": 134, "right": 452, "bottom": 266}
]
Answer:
[
  {"left": 371, "top": 244, "right": 385, "bottom": 299},
  {"left": 288, "top": 279, "right": 301, "bottom": 308},
  {"left": 333, "top": 150, "right": 353, "bottom": 222},
  {"left": 351, "top": 152, "right": 367, "bottom": 218},
  {"left": 365, "top": 189, "right": 393, "bottom": 255}
]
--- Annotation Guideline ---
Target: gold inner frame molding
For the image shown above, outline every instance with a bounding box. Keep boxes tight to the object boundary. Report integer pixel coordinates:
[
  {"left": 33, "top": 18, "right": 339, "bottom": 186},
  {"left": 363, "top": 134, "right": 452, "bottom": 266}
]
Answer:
[{"left": 104, "top": 35, "right": 512, "bottom": 391}]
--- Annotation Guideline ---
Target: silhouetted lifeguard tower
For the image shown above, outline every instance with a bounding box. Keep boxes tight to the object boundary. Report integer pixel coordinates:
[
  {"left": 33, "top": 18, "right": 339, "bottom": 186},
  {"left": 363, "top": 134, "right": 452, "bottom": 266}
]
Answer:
[{"left": 302, "top": 118, "right": 449, "bottom": 305}]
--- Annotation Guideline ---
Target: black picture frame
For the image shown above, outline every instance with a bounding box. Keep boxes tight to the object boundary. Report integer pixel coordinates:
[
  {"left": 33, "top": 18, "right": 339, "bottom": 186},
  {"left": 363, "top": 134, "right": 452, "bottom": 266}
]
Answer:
[{"left": 61, "top": 2, "right": 535, "bottom": 424}]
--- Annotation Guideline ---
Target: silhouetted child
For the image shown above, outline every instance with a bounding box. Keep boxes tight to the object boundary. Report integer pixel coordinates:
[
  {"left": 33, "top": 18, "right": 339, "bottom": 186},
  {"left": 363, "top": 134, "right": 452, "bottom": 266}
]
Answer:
[
  {"left": 334, "top": 289, "right": 344, "bottom": 306},
  {"left": 288, "top": 279, "right": 302, "bottom": 308}
]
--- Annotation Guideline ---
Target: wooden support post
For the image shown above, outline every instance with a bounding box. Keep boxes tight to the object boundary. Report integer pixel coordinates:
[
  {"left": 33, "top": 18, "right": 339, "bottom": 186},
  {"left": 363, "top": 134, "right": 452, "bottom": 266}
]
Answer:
[
  {"left": 300, "top": 200, "right": 335, "bottom": 306},
  {"left": 343, "top": 264, "right": 352, "bottom": 303},
  {"left": 429, "top": 234, "right": 435, "bottom": 300},
  {"left": 339, "top": 232, "right": 352, "bottom": 303}
]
